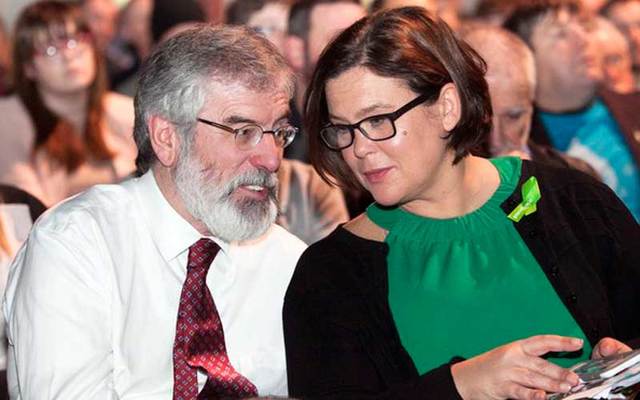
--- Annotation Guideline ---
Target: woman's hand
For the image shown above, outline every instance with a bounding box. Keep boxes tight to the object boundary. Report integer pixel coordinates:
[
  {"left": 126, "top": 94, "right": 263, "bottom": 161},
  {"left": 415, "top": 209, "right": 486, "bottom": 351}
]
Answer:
[
  {"left": 591, "top": 337, "right": 631, "bottom": 359},
  {"left": 451, "top": 335, "right": 583, "bottom": 400}
]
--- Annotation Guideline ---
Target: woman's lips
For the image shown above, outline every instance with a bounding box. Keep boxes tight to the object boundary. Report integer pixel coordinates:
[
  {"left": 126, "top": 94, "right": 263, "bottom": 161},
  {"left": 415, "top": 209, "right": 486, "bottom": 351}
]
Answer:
[{"left": 362, "top": 167, "right": 392, "bottom": 184}]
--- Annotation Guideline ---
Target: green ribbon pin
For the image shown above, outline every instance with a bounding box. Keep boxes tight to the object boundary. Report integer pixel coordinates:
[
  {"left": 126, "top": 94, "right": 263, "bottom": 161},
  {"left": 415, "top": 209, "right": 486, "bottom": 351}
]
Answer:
[{"left": 508, "top": 176, "right": 541, "bottom": 222}]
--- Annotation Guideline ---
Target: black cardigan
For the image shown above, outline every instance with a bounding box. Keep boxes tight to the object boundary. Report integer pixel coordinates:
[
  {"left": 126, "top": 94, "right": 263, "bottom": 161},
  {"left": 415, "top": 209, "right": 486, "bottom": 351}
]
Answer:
[{"left": 283, "top": 160, "right": 640, "bottom": 399}]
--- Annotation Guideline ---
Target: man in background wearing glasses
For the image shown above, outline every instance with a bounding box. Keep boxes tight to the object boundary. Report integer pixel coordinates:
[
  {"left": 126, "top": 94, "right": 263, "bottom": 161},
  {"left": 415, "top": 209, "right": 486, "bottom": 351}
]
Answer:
[{"left": 4, "top": 25, "right": 306, "bottom": 399}]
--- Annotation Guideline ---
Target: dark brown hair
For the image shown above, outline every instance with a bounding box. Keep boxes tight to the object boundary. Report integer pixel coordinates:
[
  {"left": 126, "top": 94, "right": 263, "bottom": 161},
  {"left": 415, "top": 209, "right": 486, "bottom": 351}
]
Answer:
[
  {"left": 305, "top": 6, "right": 491, "bottom": 190},
  {"left": 12, "top": 0, "right": 112, "bottom": 172}
]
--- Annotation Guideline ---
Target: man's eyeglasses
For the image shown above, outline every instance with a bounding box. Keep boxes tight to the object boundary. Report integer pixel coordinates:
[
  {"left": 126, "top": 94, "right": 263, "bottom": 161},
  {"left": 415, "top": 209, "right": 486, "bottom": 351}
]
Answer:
[
  {"left": 196, "top": 118, "right": 298, "bottom": 150},
  {"left": 33, "top": 32, "right": 91, "bottom": 59},
  {"left": 320, "top": 93, "right": 431, "bottom": 151}
]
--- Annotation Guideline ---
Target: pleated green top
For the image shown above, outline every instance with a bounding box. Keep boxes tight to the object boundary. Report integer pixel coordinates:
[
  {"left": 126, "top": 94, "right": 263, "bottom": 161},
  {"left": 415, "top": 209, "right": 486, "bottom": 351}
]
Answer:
[{"left": 366, "top": 157, "right": 591, "bottom": 374}]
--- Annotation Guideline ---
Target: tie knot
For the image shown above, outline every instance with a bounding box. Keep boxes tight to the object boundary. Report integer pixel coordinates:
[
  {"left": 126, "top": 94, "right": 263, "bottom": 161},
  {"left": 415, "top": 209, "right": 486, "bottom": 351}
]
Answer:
[{"left": 187, "top": 238, "right": 220, "bottom": 272}]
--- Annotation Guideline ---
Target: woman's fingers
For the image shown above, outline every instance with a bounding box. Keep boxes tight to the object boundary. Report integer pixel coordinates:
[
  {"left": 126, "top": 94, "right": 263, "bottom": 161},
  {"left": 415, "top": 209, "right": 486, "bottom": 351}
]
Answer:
[
  {"left": 592, "top": 337, "right": 632, "bottom": 359},
  {"left": 525, "top": 355, "right": 580, "bottom": 386},
  {"left": 520, "top": 335, "right": 584, "bottom": 357},
  {"left": 509, "top": 366, "right": 574, "bottom": 394}
]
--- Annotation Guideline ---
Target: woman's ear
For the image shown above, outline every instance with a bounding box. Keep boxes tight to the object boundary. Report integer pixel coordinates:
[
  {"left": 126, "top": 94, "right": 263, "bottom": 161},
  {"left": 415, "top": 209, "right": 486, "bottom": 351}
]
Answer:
[
  {"left": 438, "top": 83, "right": 461, "bottom": 132},
  {"left": 148, "top": 115, "right": 182, "bottom": 168}
]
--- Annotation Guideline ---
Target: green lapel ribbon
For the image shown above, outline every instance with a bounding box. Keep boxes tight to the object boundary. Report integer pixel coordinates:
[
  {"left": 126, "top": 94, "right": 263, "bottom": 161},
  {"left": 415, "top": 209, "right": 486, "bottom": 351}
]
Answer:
[{"left": 508, "top": 176, "right": 541, "bottom": 222}]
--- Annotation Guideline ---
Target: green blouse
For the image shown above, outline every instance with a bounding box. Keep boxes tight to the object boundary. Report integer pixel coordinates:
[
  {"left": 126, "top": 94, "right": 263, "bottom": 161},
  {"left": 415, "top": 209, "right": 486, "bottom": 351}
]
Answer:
[{"left": 366, "top": 157, "right": 591, "bottom": 374}]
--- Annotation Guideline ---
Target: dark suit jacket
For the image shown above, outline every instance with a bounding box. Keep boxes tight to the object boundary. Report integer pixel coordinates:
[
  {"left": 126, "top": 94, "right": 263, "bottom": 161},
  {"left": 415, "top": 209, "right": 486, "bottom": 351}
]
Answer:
[{"left": 530, "top": 89, "right": 640, "bottom": 169}]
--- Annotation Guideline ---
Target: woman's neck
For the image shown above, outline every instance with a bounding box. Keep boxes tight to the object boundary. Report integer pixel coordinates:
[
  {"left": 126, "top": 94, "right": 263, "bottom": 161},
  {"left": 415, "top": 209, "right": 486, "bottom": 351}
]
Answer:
[
  {"left": 39, "top": 88, "right": 90, "bottom": 133},
  {"left": 400, "top": 156, "right": 500, "bottom": 219}
]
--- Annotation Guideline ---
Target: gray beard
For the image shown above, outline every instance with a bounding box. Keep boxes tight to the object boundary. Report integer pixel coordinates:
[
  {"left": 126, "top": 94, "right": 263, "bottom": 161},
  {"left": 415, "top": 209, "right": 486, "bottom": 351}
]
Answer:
[{"left": 174, "top": 150, "right": 279, "bottom": 242}]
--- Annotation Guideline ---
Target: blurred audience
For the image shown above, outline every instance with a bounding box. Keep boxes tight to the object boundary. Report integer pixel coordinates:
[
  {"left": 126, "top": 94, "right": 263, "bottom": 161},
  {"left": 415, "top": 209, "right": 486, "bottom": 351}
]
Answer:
[
  {"left": 463, "top": 24, "right": 599, "bottom": 177},
  {"left": 227, "top": 0, "right": 290, "bottom": 54},
  {"left": 472, "top": 0, "right": 517, "bottom": 26},
  {"left": 284, "top": 0, "right": 365, "bottom": 162},
  {"left": 276, "top": 159, "right": 348, "bottom": 244},
  {"left": 151, "top": 0, "right": 205, "bottom": 43},
  {"left": 0, "top": 0, "right": 136, "bottom": 207},
  {"left": 0, "top": 19, "right": 10, "bottom": 96},
  {"left": 582, "top": 0, "right": 608, "bottom": 13},
  {"left": 80, "top": 0, "right": 117, "bottom": 51},
  {"left": 592, "top": 15, "right": 637, "bottom": 93},
  {"left": 506, "top": 0, "right": 640, "bottom": 220},
  {"left": 112, "top": 0, "right": 153, "bottom": 96},
  {"left": 370, "top": 0, "right": 461, "bottom": 30},
  {"left": 601, "top": 0, "right": 640, "bottom": 86}
]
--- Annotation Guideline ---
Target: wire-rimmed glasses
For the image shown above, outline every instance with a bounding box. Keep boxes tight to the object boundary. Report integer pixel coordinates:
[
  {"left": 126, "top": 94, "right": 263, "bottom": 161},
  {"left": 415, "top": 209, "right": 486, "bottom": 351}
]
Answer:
[{"left": 196, "top": 118, "right": 298, "bottom": 150}]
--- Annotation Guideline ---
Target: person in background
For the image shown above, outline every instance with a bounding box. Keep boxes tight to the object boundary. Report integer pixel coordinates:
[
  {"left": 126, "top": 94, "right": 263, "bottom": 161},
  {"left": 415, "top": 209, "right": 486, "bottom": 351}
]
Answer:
[
  {"left": 226, "top": 0, "right": 290, "bottom": 55},
  {"left": 462, "top": 24, "right": 599, "bottom": 178},
  {"left": 593, "top": 15, "right": 638, "bottom": 92},
  {"left": 0, "top": 0, "right": 136, "bottom": 207},
  {"left": 284, "top": 0, "right": 366, "bottom": 163},
  {"left": 471, "top": 0, "right": 517, "bottom": 26},
  {"left": 80, "top": 0, "right": 117, "bottom": 51},
  {"left": 4, "top": 24, "right": 306, "bottom": 398},
  {"left": 80, "top": 0, "right": 132, "bottom": 87},
  {"left": 151, "top": 0, "right": 205, "bottom": 43},
  {"left": 0, "top": 19, "right": 10, "bottom": 95},
  {"left": 505, "top": 0, "right": 640, "bottom": 221},
  {"left": 112, "top": 0, "right": 153, "bottom": 96},
  {"left": 601, "top": 0, "right": 640, "bottom": 86},
  {"left": 0, "top": 185, "right": 45, "bottom": 400},
  {"left": 283, "top": 7, "right": 640, "bottom": 399},
  {"left": 370, "top": 0, "right": 461, "bottom": 30}
]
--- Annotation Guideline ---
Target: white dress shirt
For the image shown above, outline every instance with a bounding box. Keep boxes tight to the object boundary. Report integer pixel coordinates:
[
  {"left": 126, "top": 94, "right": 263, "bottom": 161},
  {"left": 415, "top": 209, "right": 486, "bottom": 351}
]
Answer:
[
  {"left": 3, "top": 171, "right": 306, "bottom": 399},
  {"left": 0, "top": 203, "right": 33, "bottom": 370}
]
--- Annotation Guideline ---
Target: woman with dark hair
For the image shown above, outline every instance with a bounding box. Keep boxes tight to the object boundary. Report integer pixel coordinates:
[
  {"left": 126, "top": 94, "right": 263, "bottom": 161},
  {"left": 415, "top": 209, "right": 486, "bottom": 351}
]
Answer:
[
  {"left": 0, "top": 0, "right": 136, "bottom": 206},
  {"left": 283, "top": 7, "right": 640, "bottom": 399}
]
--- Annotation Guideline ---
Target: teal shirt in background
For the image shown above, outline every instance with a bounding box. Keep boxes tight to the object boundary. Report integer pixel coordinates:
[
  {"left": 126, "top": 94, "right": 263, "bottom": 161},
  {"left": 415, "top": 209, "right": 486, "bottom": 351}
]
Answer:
[
  {"left": 539, "top": 100, "right": 640, "bottom": 221},
  {"left": 367, "top": 157, "right": 591, "bottom": 375}
]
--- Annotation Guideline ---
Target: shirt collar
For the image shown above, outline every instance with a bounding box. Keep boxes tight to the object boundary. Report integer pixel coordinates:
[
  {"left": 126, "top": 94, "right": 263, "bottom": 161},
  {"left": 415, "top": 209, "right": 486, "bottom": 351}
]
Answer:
[{"left": 132, "top": 170, "right": 230, "bottom": 262}]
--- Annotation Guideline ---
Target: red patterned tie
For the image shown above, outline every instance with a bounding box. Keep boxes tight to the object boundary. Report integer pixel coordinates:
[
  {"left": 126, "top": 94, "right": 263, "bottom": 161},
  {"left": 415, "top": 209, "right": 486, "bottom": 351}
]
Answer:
[{"left": 173, "top": 238, "right": 258, "bottom": 399}]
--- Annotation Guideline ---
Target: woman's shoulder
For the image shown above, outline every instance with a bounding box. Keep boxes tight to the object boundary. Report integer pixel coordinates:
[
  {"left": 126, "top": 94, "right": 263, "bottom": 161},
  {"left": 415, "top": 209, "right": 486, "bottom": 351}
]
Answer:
[
  {"left": 293, "top": 220, "right": 388, "bottom": 288},
  {"left": 0, "top": 94, "right": 23, "bottom": 110},
  {"left": 0, "top": 95, "right": 30, "bottom": 123}
]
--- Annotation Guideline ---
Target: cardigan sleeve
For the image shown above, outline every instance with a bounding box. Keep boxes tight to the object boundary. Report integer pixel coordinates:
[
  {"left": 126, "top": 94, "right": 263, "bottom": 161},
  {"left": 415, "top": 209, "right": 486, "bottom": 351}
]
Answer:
[{"left": 283, "top": 229, "right": 463, "bottom": 400}]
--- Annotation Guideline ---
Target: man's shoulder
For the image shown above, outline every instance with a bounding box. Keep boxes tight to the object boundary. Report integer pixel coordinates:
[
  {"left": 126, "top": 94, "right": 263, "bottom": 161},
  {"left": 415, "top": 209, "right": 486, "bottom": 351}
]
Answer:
[
  {"left": 34, "top": 180, "right": 138, "bottom": 234},
  {"left": 260, "top": 224, "right": 307, "bottom": 256}
]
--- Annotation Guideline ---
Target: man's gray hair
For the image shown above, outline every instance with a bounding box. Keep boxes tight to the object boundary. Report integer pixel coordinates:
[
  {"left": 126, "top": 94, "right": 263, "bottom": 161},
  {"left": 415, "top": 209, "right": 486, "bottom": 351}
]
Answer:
[{"left": 133, "top": 23, "right": 294, "bottom": 173}]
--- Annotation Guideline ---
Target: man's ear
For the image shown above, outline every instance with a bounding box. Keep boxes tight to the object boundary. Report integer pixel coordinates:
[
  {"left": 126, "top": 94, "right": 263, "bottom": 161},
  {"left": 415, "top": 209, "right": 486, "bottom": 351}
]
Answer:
[
  {"left": 438, "top": 82, "right": 462, "bottom": 132},
  {"left": 148, "top": 115, "right": 182, "bottom": 168},
  {"left": 284, "top": 35, "right": 305, "bottom": 72}
]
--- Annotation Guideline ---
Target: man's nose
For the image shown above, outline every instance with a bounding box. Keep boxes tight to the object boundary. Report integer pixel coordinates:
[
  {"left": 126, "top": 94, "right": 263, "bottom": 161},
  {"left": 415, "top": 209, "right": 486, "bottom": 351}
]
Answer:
[{"left": 249, "top": 133, "right": 281, "bottom": 172}]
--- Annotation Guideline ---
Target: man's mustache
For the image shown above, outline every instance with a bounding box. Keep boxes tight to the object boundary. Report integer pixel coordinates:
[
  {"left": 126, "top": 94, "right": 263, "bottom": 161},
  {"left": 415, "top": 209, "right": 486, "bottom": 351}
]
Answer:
[{"left": 224, "top": 170, "right": 279, "bottom": 200}]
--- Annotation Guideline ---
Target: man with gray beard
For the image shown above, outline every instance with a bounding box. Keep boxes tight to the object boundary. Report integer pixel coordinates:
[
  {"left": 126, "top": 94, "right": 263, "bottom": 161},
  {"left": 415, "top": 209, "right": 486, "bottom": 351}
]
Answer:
[{"left": 3, "top": 25, "right": 306, "bottom": 399}]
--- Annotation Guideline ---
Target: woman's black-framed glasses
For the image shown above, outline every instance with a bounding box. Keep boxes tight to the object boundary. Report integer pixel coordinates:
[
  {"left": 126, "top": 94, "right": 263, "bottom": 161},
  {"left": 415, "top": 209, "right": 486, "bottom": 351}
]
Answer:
[
  {"left": 320, "top": 93, "right": 431, "bottom": 151},
  {"left": 196, "top": 118, "right": 298, "bottom": 150}
]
